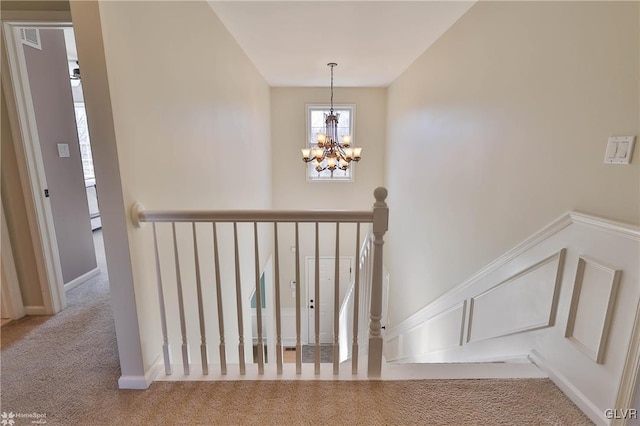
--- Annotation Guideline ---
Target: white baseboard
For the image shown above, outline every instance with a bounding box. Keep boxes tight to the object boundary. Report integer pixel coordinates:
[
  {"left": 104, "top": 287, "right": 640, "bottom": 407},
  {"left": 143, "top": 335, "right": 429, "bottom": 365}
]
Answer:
[
  {"left": 64, "top": 267, "right": 100, "bottom": 292},
  {"left": 118, "top": 359, "right": 162, "bottom": 390},
  {"left": 529, "top": 350, "right": 607, "bottom": 425},
  {"left": 24, "top": 306, "right": 48, "bottom": 315}
]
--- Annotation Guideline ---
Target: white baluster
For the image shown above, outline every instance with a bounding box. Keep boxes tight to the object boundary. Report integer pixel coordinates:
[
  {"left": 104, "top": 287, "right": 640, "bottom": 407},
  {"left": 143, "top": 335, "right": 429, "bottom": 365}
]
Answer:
[
  {"left": 152, "top": 224, "right": 171, "bottom": 375},
  {"left": 172, "top": 222, "right": 190, "bottom": 375},
  {"left": 192, "top": 223, "right": 208, "bottom": 375},
  {"left": 314, "top": 222, "right": 320, "bottom": 374},
  {"left": 295, "top": 222, "right": 302, "bottom": 374},
  {"left": 233, "top": 222, "right": 246, "bottom": 375},
  {"left": 333, "top": 222, "right": 340, "bottom": 375},
  {"left": 254, "top": 223, "right": 265, "bottom": 374},
  {"left": 212, "top": 223, "right": 227, "bottom": 375},
  {"left": 352, "top": 223, "right": 360, "bottom": 374},
  {"left": 274, "top": 222, "right": 283, "bottom": 375},
  {"left": 368, "top": 188, "right": 388, "bottom": 378},
  {"left": 363, "top": 237, "right": 372, "bottom": 349}
]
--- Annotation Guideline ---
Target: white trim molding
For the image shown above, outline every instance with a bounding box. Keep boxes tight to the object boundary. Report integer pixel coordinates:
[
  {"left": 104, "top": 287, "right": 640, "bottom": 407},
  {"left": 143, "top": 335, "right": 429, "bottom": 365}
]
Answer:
[
  {"left": 63, "top": 267, "right": 101, "bottom": 292},
  {"left": 529, "top": 350, "right": 606, "bottom": 425},
  {"left": 118, "top": 358, "right": 162, "bottom": 390},
  {"left": 565, "top": 256, "right": 621, "bottom": 365},
  {"left": 24, "top": 306, "right": 48, "bottom": 316},
  {"left": 467, "top": 250, "right": 565, "bottom": 344}
]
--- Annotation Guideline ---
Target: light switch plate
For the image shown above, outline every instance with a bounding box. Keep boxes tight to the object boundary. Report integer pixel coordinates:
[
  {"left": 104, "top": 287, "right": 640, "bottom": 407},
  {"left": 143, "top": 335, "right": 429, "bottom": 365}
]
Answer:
[
  {"left": 604, "top": 136, "right": 635, "bottom": 165},
  {"left": 57, "top": 143, "right": 70, "bottom": 158}
]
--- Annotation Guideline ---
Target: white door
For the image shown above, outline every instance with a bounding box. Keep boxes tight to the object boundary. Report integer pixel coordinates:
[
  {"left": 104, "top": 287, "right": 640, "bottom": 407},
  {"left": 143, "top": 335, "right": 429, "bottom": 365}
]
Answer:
[{"left": 307, "top": 257, "right": 352, "bottom": 344}]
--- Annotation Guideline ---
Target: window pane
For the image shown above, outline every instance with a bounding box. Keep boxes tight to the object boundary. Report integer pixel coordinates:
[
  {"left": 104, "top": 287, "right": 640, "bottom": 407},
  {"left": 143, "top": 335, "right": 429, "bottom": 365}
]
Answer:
[{"left": 74, "top": 105, "right": 95, "bottom": 182}]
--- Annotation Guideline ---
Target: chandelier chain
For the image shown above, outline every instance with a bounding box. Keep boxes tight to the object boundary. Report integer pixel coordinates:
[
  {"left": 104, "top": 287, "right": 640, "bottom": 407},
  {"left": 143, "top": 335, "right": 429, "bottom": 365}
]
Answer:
[{"left": 330, "top": 64, "right": 334, "bottom": 113}]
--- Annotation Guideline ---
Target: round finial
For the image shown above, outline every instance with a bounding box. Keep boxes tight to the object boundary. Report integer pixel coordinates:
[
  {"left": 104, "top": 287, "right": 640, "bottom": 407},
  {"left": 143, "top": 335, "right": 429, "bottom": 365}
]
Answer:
[{"left": 374, "top": 187, "right": 388, "bottom": 203}]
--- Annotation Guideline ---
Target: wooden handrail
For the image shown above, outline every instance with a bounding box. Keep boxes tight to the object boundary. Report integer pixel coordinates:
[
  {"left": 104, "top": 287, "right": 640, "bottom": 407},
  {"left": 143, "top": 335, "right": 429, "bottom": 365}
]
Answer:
[{"left": 131, "top": 204, "right": 373, "bottom": 227}]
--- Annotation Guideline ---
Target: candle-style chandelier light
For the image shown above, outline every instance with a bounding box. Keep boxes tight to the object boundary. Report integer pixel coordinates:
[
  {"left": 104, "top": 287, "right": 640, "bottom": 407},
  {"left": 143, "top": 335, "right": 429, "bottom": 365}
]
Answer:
[{"left": 301, "top": 63, "right": 363, "bottom": 175}]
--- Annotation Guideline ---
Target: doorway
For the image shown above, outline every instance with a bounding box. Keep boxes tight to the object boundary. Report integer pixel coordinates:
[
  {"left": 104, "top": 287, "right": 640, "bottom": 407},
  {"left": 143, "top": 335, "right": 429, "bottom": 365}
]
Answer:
[
  {"left": 2, "top": 22, "right": 105, "bottom": 315},
  {"left": 306, "top": 256, "right": 353, "bottom": 345}
]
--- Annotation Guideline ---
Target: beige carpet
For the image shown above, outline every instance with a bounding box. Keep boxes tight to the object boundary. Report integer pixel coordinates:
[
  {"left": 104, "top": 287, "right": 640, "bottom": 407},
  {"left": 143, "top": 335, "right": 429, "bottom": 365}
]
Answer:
[{"left": 1, "top": 234, "right": 592, "bottom": 425}]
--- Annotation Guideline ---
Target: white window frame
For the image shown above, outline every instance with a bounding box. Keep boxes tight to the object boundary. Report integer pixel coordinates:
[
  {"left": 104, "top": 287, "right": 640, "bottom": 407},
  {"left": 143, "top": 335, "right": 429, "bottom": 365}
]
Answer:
[{"left": 305, "top": 103, "right": 356, "bottom": 182}]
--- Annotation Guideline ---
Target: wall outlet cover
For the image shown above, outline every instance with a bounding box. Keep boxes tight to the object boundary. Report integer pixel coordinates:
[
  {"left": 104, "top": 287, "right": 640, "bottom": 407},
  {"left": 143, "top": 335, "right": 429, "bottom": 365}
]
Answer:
[
  {"left": 604, "top": 136, "right": 635, "bottom": 165},
  {"left": 57, "top": 143, "right": 70, "bottom": 158}
]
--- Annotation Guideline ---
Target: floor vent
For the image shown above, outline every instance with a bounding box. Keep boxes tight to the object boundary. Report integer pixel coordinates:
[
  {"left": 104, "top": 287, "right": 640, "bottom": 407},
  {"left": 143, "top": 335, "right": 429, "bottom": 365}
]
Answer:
[{"left": 20, "top": 28, "right": 42, "bottom": 50}]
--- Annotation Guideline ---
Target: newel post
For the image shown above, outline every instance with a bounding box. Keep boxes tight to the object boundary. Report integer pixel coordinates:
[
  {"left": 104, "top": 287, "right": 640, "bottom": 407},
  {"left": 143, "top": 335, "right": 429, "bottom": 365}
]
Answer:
[{"left": 368, "top": 187, "right": 388, "bottom": 378}]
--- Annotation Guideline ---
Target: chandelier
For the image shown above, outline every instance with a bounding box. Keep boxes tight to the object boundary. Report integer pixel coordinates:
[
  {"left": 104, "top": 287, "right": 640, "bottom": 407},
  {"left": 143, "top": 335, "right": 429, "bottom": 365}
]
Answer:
[{"left": 301, "top": 63, "right": 362, "bottom": 174}]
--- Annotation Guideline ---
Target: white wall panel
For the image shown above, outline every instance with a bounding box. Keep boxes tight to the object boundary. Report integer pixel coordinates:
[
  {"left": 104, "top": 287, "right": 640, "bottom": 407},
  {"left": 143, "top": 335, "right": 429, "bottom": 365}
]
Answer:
[
  {"left": 468, "top": 251, "right": 564, "bottom": 343},
  {"left": 565, "top": 257, "right": 620, "bottom": 364},
  {"left": 421, "top": 302, "right": 466, "bottom": 353}
]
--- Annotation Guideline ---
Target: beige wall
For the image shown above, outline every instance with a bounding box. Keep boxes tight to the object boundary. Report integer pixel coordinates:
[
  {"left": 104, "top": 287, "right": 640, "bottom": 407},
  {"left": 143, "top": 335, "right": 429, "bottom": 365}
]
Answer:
[
  {"left": 271, "top": 87, "right": 386, "bottom": 210},
  {"left": 23, "top": 29, "right": 96, "bottom": 283},
  {"left": 385, "top": 1, "right": 639, "bottom": 326},
  {"left": 96, "top": 1, "right": 272, "bottom": 370},
  {"left": 1, "top": 89, "right": 42, "bottom": 307},
  {"left": 271, "top": 88, "right": 386, "bottom": 313}
]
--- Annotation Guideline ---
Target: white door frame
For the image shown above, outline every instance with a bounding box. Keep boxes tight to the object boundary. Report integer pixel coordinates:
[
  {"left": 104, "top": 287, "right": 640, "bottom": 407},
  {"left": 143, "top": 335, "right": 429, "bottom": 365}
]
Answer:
[
  {"left": 305, "top": 255, "right": 353, "bottom": 345},
  {"left": 1, "top": 17, "right": 75, "bottom": 314}
]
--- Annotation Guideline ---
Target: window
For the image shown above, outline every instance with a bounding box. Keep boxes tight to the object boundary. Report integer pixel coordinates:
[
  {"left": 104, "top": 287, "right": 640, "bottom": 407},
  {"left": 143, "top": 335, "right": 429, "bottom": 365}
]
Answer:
[
  {"left": 306, "top": 104, "right": 355, "bottom": 181},
  {"left": 73, "top": 104, "right": 95, "bottom": 184}
]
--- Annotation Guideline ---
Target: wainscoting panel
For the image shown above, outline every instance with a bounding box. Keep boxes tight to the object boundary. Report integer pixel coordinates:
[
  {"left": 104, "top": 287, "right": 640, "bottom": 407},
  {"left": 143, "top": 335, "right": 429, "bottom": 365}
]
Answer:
[
  {"left": 386, "top": 336, "right": 400, "bottom": 361},
  {"left": 467, "top": 251, "right": 564, "bottom": 343},
  {"left": 565, "top": 257, "right": 620, "bottom": 364},
  {"left": 385, "top": 212, "right": 640, "bottom": 425},
  {"left": 421, "top": 302, "right": 466, "bottom": 353},
  {"left": 402, "top": 326, "right": 422, "bottom": 359}
]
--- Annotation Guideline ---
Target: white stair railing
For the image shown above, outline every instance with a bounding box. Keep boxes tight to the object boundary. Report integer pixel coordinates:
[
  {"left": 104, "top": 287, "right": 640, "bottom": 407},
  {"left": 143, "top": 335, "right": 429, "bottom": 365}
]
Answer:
[{"left": 132, "top": 187, "right": 388, "bottom": 378}]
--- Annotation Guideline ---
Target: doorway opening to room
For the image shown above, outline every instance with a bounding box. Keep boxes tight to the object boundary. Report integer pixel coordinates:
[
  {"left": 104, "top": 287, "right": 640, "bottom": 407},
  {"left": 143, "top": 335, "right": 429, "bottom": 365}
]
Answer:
[{"left": 2, "top": 21, "right": 108, "bottom": 319}]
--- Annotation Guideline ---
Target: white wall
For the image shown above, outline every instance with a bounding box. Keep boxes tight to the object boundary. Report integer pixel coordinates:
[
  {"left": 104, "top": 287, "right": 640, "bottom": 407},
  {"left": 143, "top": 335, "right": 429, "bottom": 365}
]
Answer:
[
  {"left": 270, "top": 88, "right": 385, "bottom": 323},
  {"left": 77, "top": 1, "right": 272, "bottom": 375},
  {"left": 385, "top": 1, "right": 639, "bottom": 327}
]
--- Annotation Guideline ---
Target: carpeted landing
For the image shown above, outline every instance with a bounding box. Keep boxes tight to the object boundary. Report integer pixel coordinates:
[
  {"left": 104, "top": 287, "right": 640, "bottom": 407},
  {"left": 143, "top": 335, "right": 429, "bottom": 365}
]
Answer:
[{"left": 1, "top": 234, "right": 592, "bottom": 425}]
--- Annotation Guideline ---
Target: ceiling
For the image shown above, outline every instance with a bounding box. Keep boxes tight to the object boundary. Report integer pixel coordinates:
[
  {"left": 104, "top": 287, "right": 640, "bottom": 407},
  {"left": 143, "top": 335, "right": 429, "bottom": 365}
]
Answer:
[{"left": 208, "top": 1, "right": 475, "bottom": 87}]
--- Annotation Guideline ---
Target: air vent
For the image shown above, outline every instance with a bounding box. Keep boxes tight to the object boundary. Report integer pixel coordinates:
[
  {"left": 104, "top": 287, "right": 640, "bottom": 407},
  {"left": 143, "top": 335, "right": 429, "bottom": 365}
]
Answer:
[{"left": 20, "top": 28, "right": 41, "bottom": 50}]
